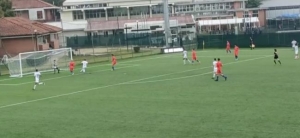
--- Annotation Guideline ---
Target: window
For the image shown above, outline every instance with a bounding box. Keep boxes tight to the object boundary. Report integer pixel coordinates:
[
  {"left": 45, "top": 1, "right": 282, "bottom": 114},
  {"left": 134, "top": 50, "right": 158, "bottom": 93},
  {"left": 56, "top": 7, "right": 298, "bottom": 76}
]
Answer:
[
  {"left": 225, "top": 3, "right": 233, "bottom": 9},
  {"left": 37, "top": 11, "right": 43, "bottom": 19},
  {"left": 252, "top": 10, "right": 259, "bottom": 17},
  {"left": 15, "top": 11, "right": 22, "bottom": 17},
  {"left": 73, "top": 10, "right": 84, "bottom": 20},
  {"left": 219, "top": 3, "right": 224, "bottom": 9},
  {"left": 130, "top": 6, "right": 149, "bottom": 16},
  {"left": 152, "top": 5, "right": 163, "bottom": 14},
  {"left": 107, "top": 8, "right": 128, "bottom": 17},
  {"left": 205, "top": 4, "right": 211, "bottom": 10},
  {"left": 212, "top": 3, "right": 219, "bottom": 10},
  {"left": 85, "top": 9, "right": 105, "bottom": 18},
  {"left": 244, "top": 11, "right": 249, "bottom": 17}
]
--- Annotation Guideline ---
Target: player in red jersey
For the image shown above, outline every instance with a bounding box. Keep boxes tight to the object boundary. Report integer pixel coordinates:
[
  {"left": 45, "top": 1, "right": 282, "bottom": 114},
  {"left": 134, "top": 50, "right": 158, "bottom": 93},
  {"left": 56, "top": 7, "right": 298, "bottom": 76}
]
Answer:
[
  {"left": 215, "top": 58, "right": 227, "bottom": 81},
  {"left": 69, "top": 60, "right": 75, "bottom": 75},
  {"left": 234, "top": 45, "right": 239, "bottom": 60},
  {"left": 111, "top": 54, "right": 117, "bottom": 71},
  {"left": 191, "top": 48, "right": 200, "bottom": 64},
  {"left": 226, "top": 41, "right": 231, "bottom": 53}
]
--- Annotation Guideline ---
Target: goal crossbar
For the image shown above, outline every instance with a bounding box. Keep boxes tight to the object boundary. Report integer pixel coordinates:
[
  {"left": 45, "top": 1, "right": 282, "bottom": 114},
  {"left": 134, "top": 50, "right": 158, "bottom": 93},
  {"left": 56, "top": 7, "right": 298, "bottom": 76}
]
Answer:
[{"left": 7, "top": 48, "right": 73, "bottom": 78}]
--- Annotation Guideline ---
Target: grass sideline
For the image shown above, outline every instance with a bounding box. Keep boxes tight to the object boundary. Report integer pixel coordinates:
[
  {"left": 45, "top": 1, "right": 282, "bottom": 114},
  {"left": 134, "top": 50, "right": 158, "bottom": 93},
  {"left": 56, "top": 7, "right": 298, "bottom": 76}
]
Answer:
[{"left": 0, "top": 48, "right": 299, "bottom": 138}]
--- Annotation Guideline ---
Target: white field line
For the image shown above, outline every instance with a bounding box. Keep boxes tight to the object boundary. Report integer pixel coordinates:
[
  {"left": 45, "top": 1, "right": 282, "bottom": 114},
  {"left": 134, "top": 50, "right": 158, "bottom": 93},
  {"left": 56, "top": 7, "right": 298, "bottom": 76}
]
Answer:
[
  {"left": 126, "top": 72, "right": 213, "bottom": 85},
  {"left": 0, "top": 55, "right": 171, "bottom": 82},
  {"left": 0, "top": 63, "right": 138, "bottom": 82},
  {"left": 0, "top": 55, "right": 271, "bottom": 109},
  {"left": 196, "top": 55, "right": 272, "bottom": 58},
  {"left": 123, "top": 55, "right": 272, "bottom": 84},
  {"left": 0, "top": 65, "right": 139, "bottom": 86},
  {"left": 0, "top": 49, "right": 273, "bottom": 82},
  {"left": 0, "top": 50, "right": 216, "bottom": 82}
]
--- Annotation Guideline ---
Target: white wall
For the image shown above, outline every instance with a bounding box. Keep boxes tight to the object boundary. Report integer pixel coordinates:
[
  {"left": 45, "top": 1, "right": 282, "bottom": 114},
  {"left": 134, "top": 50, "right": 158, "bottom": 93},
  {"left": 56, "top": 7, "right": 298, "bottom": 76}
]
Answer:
[
  {"left": 61, "top": 11, "right": 74, "bottom": 22},
  {"left": 29, "top": 8, "right": 45, "bottom": 20}
]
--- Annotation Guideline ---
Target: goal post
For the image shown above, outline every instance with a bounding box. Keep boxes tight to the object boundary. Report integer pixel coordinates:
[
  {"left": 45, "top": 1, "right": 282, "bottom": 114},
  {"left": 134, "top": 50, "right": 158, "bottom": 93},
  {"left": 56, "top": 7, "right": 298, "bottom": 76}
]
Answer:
[{"left": 7, "top": 48, "right": 73, "bottom": 77}]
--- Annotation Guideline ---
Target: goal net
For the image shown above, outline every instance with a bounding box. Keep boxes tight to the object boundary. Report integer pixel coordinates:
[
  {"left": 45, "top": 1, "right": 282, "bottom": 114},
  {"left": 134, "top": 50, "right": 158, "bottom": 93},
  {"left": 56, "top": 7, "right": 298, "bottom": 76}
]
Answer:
[{"left": 7, "top": 48, "right": 73, "bottom": 77}]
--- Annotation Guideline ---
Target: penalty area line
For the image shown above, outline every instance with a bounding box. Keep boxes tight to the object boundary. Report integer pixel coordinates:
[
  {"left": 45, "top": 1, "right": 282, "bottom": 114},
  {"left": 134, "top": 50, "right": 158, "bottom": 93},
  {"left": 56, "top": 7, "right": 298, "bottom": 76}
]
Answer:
[
  {"left": 123, "top": 55, "right": 273, "bottom": 84},
  {"left": 125, "top": 72, "right": 213, "bottom": 85},
  {"left": 0, "top": 55, "right": 271, "bottom": 109},
  {"left": 0, "top": 54, "right": 167, "bottom": 82},
  {"left": 0, "top": 65, "right": 139, "bottom": 86}
]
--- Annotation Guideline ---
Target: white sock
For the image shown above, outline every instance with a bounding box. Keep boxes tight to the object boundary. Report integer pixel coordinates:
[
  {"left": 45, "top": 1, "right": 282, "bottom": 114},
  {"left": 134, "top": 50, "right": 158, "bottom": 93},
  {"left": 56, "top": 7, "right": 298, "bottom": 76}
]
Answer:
[
  {"left": 183, "top": 60, "right": 186, "bottom": 64},
  {"left": 39, "top": 82, "right": 43, "bottom": 85},
  {"left": 33, "top": 85, "right": 36, "bottom": 89},
  {"left": 188, "top": 59, "right": 191, "bottom": 63},
  {"left": 213, "top": 73, "right": 216, "bottom": 78}
]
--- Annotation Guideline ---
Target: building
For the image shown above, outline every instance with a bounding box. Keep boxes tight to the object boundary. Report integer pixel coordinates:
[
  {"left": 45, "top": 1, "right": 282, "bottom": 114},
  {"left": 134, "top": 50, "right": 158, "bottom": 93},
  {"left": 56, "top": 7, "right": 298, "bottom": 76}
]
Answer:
[
  {"left": 259, "top": 0, "right": 300, "bottom": 31},
  {"left": 45, "top": 21, "right": 87, "bottom": 47},
  {"left": 12, "top": 0, "right": 60, "bottom": 22},
  {"left": 59, "top": 0, "right": 267, "bottom": 34},
  {"left": 260, "top": 0, "right": 300, "bottom": 19},
  {"left": 0, "top": 17, "right": 62, "bottom": 57},
  {"left": 60, "top": 0, "right": 249, "bottom": 22}
]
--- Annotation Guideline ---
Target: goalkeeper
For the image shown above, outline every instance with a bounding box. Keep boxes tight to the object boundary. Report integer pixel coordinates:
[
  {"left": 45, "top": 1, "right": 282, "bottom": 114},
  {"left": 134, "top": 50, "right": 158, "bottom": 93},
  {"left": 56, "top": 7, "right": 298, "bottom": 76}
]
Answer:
[{"left": 53, "top": 60, "right": 60, "bottom": 74}]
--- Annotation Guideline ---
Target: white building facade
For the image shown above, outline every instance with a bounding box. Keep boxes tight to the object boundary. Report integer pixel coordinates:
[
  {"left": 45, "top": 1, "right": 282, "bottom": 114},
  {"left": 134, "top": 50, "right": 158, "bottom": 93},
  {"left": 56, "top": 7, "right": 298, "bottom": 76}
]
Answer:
[{"left": 61, "top": 0, "right": 247, "bottom": 22}]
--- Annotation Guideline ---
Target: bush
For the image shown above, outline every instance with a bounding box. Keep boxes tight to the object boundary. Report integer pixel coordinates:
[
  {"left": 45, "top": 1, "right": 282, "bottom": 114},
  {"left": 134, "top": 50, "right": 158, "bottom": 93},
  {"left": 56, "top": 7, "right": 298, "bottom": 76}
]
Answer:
[{"left": 133, "top": 46, "right": 140, "bottom": 53}]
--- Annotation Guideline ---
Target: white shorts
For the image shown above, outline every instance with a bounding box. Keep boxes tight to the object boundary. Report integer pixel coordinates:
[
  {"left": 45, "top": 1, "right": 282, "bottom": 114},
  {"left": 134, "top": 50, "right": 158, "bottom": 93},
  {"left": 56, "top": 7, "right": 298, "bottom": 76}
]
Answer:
[
  {"left": 213, "top": 68, "right": 217, "bottom": 73},
  {"left": 183, "top": 55, "right": 187, "bottom": 59},
  {"left": 35, "top": 79, "right": 39, "bottom": 83},
  {"left": 82, "top": 66, "right": 87, "bottom": 69}
]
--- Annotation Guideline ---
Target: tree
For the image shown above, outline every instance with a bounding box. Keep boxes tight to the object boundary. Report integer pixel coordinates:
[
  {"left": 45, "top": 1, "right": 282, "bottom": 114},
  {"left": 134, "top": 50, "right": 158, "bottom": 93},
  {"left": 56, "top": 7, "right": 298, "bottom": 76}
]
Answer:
[
  {"left": 0, "top": 0, "right": 14, "bottom": 18},
  {"left": 43, "top": 0, "right": 65, "bottom": 6},
  {"left": 0, "top": 7, "right": 4, "bottom": 17},
  {"left": 246, "top": 0, "right": 264, "bottom": 8}
]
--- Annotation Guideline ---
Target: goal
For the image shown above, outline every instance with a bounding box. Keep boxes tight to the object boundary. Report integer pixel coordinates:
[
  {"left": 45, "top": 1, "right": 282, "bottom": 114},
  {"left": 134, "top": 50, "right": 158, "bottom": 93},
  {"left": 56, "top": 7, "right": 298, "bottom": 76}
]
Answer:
[{"left": 7, "top": 48, "right": 73, "bottom": 77}]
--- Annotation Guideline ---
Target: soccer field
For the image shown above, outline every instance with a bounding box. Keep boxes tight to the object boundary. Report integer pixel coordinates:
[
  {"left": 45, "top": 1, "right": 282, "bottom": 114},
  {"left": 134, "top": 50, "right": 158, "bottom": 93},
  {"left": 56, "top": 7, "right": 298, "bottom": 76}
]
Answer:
[{"left": 0, "top": 48, "right": 300, "bottom": 138}]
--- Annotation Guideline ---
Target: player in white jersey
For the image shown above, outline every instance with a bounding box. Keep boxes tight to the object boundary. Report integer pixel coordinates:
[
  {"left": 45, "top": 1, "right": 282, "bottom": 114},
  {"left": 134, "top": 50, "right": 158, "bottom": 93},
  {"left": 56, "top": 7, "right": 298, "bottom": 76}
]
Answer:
[
  {"left": 53, "top": 60, "right": 60, "bottom": 74},
  {"left": 212, "top": 58, "right": 217, "bottom": 79},
  {"left": 294, "top": 42, "right": 299, "bottom": 59},
  {"left": 33, "top": 69, "right": 44, "bottom": 90},
  {"left": 292, "top": 39, "right": 297, "bottom": 50},
  {"left": 80, "top": 59, "right": 88, "bottom": 73},
  {"left": 183, "top": 49, "right": 191, "bottom": 65}
]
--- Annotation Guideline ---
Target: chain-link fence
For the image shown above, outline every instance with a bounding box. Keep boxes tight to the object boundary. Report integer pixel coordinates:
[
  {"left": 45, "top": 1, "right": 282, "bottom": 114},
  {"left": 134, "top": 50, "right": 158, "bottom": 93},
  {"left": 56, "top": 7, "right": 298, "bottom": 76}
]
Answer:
[
  {"left": 196, "top": 32, "right": 300, "bottom": 49},
  {"left": 196, "top": 16, "right": 300, "bottom": 49},
  {"left": 66, "top": 32, "right": 197, "bottom": 64}
]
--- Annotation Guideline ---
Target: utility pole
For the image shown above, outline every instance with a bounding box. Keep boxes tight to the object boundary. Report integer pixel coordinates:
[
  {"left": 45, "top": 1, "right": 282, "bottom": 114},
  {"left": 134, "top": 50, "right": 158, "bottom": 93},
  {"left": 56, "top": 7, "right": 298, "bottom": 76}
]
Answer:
[
  {"left": 34, "top": 30, "right": 38, "bottom": 51},
  {"left": 163, "top": 0, "right": 171, "bottom": 47},
  {"left": 125, "top": 25, "right": 129, "bottom": 51}
]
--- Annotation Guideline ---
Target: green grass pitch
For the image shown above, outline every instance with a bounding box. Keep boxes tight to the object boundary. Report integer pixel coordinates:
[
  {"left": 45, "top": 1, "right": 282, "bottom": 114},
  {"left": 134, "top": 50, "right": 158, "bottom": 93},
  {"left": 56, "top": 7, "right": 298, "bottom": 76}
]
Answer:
[{"left": 0, "top": 48, "right": 300, "bottom": 138}]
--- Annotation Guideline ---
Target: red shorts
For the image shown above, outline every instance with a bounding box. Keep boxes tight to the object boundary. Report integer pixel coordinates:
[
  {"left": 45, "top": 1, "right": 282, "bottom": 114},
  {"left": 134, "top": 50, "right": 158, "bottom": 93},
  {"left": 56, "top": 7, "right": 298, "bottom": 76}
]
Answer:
[
  {"left": 192, "top": 57, "right": 197, "bottom": 60},
  {"left": 112, "top": 62, "right": 116, "bottom": 66},
  {"left": 70, "top": 68, "right": 74, "bottom": 71},
  {"left": 235, "top": 53, "right": 238, "bottom": 56},
  {"left": 217, "top": 69, "right": 222, "bottom": 74},
  {"left": 226, "top": 47, "right": 230, "bottom": 50}
]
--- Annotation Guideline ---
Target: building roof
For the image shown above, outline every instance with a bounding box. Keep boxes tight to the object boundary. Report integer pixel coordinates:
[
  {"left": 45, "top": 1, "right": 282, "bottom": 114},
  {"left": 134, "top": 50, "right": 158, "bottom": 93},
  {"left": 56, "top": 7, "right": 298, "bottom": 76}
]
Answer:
[
  {"left": 63, "top": 0, "right": 246, "bottom": 6},
  {"left": 260, "top": 0, "right": 300, "bottom": 8},
  {"left": 85, "top": 15, "right": 194, "bottom": 31},
  {"left": 198, "top": 17, "right": 259, "bottom": 26},
  {"left": 0, "top": 17, "right": 62, "bottom": 37},
  {"left": 12, "top": 0, "right": 58, "bottom": 9},
  {"left": 44, "top": 21, "right": 87, "bottom": 31}
]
